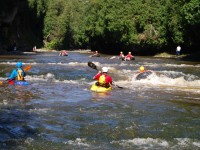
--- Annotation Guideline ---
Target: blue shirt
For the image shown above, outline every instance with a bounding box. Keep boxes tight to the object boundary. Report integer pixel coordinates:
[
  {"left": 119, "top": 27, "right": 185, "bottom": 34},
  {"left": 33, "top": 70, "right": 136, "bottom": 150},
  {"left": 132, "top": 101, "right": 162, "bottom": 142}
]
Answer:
[{"left": 8, "top": 68, "right": 26, "bottom": 80}]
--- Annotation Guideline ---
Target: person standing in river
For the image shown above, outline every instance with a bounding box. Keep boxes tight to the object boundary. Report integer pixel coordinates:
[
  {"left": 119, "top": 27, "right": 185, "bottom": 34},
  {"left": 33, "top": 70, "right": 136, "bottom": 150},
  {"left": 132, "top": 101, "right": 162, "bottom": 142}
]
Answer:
[{"left": 176, "top": 45, "right": 181, "bottom": 55}]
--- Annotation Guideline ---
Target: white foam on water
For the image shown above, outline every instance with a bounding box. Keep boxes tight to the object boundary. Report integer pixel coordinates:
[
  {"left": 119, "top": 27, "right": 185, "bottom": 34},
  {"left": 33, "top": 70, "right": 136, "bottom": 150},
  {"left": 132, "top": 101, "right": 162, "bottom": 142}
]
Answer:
[
  {"left": 131, "top": 72, "right": 200, "bottom": 89},
  {"left": 110, "top": 56, "right": 116, "bottom": 59},
  {"left": 119, "top": 63, "right": 128, "bottom": 67},
  {"left": 193, "top": 142, "right": 200, "bottom": 147},
  {"left": 175, "top": 138, "right": 200, "bottom": 148},
  {"left": 0, "top": 62, "right": 17, "bottom": 65},
  {"left": 121, "top": 69, "right": 133, "bottom": 74},
  {"left": 0, "top": 61, "right": 89, "bottom": 67},
  {"left": 175, "top": 138, "right": 191, "bottom": 146},
  {"left": 113, "top": 80, "right": 130, "bottom": 87},
  {"left": 128, "top": 63, "right": 200, "bottom": 68},
  {"left": 1, "top": 72, "right": 92, "bottom": 86},
  {"left": 29, "top": 108, "right": 51, "bottom": 113},
  {"left": 25, "top": 74, "right": 55, "bottom": 82},
  {"left": 130, "top": 63, "right": 156, "bottom": 67},
  {"left": 0, "top": 61, "right": 200, "bottom": 69},
  {"left": 111, "top": 138, "right": 169, "bottom": 148},
  {"left": 68, "top": 62, "right": 88, "bottom": 66},
  {"left": 65, "top": 138, "right": 90, "bottom": 147},
  {"left": 26, "top": 73, "right": 90, "bottom": 85},
  {"left": 24, "top": 137, "right": 34, "bottom": 145},
  {"left": 165, "top": 63, "right": 200, "bottom": 68},
  {"left": 1, "top": 60, "right": 199, "bottom": 91},
  {"left": 62, "top": 79, "right": 84, "bottom": 84},
  {"left": 0, "top": 62, "right": 37, "bottom": 66},
  {"left": 3, "top": 99, "right": 8, "bottom": 105}
]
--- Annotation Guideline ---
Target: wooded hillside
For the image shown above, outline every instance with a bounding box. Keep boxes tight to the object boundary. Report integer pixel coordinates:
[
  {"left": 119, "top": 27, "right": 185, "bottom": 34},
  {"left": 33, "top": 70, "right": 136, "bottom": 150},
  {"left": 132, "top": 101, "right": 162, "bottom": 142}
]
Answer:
[{"left": 0, "top": 0, "right": 199, "bottom": 55}]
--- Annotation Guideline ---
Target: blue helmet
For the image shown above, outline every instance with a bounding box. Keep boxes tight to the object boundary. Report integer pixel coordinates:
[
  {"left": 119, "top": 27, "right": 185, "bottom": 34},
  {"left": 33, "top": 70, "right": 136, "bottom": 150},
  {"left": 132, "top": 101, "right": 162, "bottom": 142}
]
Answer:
[{"left": 16, "top": 62, "right": 23, "bottom": 67}]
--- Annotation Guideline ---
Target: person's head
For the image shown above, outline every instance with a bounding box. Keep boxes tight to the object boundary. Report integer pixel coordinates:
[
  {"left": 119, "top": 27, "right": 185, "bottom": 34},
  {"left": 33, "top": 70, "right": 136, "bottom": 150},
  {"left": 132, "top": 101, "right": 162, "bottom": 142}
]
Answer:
[
  {"left": 139, "top": 66, "right": 145, "bottom": 72},
  {"left": 120, "top": 51, "right": 123, "bottom": 54},
  {"left": 102, "top": 67, "right": 108, "bottom": 73},
  {"left": 16, "top": 62, "right": 23, "bottom": 68},
  {"left": 128, "top": 52, "right": 131, "bottom": 54},
  {"left": 95, "top": 51, "right": 98, "bottom": 53}
]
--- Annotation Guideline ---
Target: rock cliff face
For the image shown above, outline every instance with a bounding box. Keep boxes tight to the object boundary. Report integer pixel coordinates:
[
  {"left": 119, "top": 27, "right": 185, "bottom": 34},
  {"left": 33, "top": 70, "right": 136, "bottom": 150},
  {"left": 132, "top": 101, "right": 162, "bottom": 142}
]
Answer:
[
  {"left": 0, "top": 6, "right": 18, "bottom": 25},
  {"left": 0, "top": 0, "right": 42, "bottom": 52},
  {"left": 0, "top": 1, "right": 19, "bottom": 26}
]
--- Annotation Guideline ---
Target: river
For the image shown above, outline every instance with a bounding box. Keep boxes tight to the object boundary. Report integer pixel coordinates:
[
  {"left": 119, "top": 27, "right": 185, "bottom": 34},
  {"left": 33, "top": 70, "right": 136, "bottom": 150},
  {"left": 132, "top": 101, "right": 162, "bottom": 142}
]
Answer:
[{"left": 0, "top": 51, "right": 200, "bottom": 150}]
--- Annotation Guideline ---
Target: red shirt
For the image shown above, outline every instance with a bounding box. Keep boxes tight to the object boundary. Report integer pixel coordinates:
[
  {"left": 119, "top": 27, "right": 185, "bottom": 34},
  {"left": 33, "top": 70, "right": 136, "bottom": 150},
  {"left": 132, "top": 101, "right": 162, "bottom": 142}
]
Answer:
[
  {"left": 93, "top": 73, "right": 112, "bottom": 85},
  {"left": 60, "top": 51, "right": 68, "bottom": 56},
  {"left": 62, "top": 51, "right": 68, "bottom": 55},
  {"left": 126, "top": 54, "right": 134, "bottom": 59},
  {"left": 119, "top": 54, "right": 124, "bottom": 58}
]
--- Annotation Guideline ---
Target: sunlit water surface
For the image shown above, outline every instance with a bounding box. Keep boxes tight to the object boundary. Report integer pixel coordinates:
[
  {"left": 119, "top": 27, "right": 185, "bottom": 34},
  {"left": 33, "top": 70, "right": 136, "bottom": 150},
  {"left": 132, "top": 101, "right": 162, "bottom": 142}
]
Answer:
[{"left": 0, "top": 51, "right": 200, "bottom": 149}]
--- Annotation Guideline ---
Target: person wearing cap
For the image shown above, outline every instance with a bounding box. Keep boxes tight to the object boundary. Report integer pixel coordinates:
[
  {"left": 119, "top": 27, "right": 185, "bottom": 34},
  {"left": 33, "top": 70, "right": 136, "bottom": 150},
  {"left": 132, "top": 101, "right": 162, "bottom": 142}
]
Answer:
[
  {"left": 119, "top": 51, "right": 125, "bottom": 60},
  {"left": 125, "top": 52, "right": 135, "bottom": 60},
  {"left": 93, "top": 67, "right": 112, "bottom": 88},
  {"left": 135, "top": 66, "right": 153, "bottom": 80},
  {"left": 7, "top": 62, "right": 26, "bottom": 83},
  {"left": 139, "top": 66, "right": 145, "bottom": 73},
  {"left": 138, "top": 66, "right": 153, "bottom": 73}
]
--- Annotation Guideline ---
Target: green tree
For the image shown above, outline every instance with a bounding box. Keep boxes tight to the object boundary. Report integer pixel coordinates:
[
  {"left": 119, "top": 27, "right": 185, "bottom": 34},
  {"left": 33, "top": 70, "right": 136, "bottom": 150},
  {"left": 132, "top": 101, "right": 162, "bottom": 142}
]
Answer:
[{"left": 27, "top": 0, "right": 200, "bottom": 54}]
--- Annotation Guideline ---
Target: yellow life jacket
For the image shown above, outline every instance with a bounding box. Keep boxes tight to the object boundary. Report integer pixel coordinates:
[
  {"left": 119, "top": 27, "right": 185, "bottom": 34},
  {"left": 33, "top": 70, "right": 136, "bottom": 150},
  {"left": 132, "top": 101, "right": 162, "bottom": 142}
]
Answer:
[
  {"left": 16, "top": 69, "right": 24, "bottom": 81},
  {"left": 99, "top": 75, "right": 106, "bottom": 85}
]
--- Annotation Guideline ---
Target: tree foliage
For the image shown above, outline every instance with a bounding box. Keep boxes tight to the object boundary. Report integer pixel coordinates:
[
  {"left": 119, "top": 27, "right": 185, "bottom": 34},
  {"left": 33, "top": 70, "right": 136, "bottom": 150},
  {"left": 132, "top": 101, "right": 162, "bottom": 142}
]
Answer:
[{"left": 1, "top": 0, "right": 199, "bottom": 54}]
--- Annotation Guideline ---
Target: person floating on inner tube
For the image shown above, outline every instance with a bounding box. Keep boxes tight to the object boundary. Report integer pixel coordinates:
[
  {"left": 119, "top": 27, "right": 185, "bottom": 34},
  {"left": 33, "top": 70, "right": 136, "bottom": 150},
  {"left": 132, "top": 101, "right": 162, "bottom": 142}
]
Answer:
[
  {"left": 125, "top": 52, "right": 135, "bottom": 61},
  {"left": 59, "top": 50, "right": 68, "bottom": 56},
  {"left": 93, "top": 67, "right": 112, "bottom": 88},
  {"left": 7, "top": 62, "right": 26, "bottom": 84},
  {"left": 135, "top": 66, "right": 153, "bottom": 80},
  {"left": 91, "top": 51, "right": 100, "bottom": 57},
  {"left": 119, "top": 51, "right": 125, "bottom": 60}
]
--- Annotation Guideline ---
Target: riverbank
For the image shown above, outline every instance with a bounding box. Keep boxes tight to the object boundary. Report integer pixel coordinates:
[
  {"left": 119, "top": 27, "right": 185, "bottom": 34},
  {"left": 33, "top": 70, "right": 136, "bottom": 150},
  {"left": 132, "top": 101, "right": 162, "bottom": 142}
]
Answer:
[
  {"left": 33, "top": 48, "right": 92, "bottom": 53},
  {"left": 154, "top": 52, "right": 200, "bottom": 62},
  {"left": 153, "top": 52, "right": 186, "bottom": 58},
  {"left": 1, "top": 48, "right": 199, "bottom": 62}
]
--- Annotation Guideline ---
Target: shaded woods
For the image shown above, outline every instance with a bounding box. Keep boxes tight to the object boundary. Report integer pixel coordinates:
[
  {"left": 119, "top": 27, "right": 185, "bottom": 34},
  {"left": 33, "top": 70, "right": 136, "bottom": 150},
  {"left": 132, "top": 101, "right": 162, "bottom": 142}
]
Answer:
[{"left": 0, "top": 0, "right": 199, "bottom": 55}]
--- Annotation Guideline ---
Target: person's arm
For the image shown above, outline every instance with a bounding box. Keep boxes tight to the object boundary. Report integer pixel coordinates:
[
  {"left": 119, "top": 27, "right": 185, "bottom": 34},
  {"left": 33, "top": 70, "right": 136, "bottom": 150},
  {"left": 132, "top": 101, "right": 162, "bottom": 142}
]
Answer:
[
  {"left": 126, "top": 54, "right": 129, "bottom": 58},
  {"left": 93, "top": 71, "right": 101, "bottom": 80},
  {"left": 106, "top": 76, "right": 113, "bottom": 84},
  {"left": 110, "top": 77, "right": 113, "bottom": 84},
  {"left": 8, "top": 70, "right": 17, "bottom": 80},
  {"left": 108, "top": 76, "right": 113, "bottom": 87}
]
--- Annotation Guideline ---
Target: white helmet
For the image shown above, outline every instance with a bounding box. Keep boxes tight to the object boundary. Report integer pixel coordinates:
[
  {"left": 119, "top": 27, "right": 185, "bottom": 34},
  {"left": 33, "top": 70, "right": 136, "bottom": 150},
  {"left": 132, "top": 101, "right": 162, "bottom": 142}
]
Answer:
[{"left": 102, "top": 67, "right": 108, "bottom": 72}]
